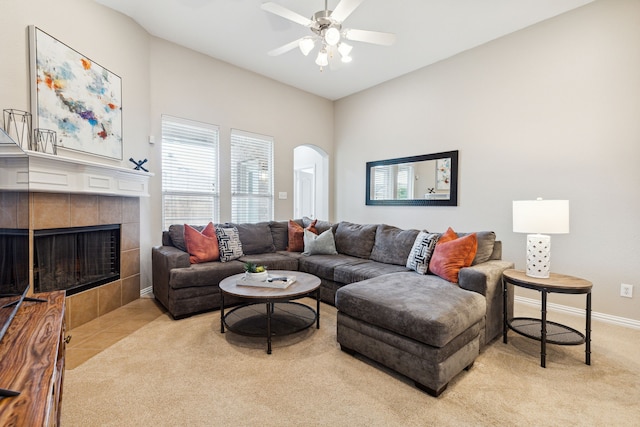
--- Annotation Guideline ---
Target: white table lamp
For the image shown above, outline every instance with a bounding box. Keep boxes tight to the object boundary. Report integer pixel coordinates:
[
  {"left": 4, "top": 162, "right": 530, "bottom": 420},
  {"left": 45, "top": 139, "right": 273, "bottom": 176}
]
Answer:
[{"left": 513, "top": 198, "right": 570, "bottom": 278}]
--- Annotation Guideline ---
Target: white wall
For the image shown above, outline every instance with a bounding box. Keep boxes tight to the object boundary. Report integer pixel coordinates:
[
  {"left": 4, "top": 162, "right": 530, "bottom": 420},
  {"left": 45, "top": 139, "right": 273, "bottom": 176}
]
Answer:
[
  {"left": 334, "top": 0, "right": 640, "bottom": 321},
  {"left": 1, "top": 0, "right": 153, "bottom": 291},
  {"left": 147, "top": 38, "right": 334, "bottom": 285}
]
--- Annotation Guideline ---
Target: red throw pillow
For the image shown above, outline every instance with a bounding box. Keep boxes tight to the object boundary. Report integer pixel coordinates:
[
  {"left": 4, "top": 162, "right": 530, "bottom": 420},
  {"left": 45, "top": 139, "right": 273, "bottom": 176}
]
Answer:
[
  {"left": 184, "top": 222, "right": 219, "bottom": 264},
  {"left": 287, "top": 219, "right": 318, "bottom": 252},
  {"left": 429, "top": 233, "right": 478, "bottom": 283}
]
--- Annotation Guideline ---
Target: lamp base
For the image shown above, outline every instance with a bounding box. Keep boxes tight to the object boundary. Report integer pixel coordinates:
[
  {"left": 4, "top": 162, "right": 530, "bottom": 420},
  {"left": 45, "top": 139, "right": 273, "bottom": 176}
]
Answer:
[{"left": 526, "top": 234, "right": 551, "bottom": 278}]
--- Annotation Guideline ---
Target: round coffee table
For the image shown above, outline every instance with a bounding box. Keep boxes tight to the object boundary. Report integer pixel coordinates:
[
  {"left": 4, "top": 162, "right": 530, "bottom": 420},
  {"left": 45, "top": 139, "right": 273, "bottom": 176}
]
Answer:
[{"left": 219, "top": 270, "right": 321, "bottom": 354}]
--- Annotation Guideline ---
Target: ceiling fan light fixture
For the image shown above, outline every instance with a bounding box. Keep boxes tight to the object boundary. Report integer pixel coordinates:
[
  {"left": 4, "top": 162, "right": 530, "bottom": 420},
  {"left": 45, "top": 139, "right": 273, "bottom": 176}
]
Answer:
[
  {"left": 299, "top": 38, "right": 315, "bottom": 56},
  {"left": 324, "top": 27, "right": 341, "bottom": 46},
  {"left": 315, "top": 49, "right": 329, "bottom": 67},
  {"left": 338, "top": 42, "right": 352, "bottom": 57}
]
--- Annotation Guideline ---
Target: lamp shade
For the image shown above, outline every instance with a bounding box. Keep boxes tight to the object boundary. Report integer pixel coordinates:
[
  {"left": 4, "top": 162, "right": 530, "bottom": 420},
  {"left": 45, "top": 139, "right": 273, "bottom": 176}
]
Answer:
[
  {"left": 315, "top": 49, "right": 329, "bottom": 67},
  {"left": 513, "top": 199, "right": 570, "bottom": 234}
]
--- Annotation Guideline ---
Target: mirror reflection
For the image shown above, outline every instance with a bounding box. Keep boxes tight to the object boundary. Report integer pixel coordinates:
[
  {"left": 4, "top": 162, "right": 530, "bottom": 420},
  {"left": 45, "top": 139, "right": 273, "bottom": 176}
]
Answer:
[{"left": 366, "top": 150, "right": 458, "bottom": 206}]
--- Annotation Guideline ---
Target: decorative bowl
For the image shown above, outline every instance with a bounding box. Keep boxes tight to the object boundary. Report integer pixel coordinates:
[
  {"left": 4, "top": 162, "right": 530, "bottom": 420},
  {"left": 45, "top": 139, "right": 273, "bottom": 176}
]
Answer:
[{"left": 245, "top": 271, "right": 269, "bottom": 282}]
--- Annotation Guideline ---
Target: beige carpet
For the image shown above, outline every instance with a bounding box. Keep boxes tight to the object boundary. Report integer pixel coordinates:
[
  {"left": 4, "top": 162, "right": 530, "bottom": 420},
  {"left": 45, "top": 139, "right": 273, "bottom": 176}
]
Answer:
[{"left": 63, "top": 300, "right": 640, "bottom": 426}]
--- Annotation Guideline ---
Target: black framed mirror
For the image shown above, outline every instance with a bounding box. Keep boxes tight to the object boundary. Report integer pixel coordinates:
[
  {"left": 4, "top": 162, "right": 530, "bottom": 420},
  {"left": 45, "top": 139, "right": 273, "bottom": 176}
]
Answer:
[{"left": 366, "top": 150, "right": 458, "bottom": 206}]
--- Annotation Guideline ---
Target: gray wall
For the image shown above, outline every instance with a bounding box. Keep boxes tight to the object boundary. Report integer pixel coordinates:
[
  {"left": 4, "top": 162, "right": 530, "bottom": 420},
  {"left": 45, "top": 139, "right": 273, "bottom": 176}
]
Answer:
[{"left": 334, "top": 0, "right": 640, "bottom": 321}]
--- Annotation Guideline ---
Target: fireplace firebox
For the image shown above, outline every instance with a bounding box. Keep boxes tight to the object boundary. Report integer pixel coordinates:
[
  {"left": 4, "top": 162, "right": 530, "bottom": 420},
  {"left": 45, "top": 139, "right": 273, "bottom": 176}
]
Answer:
[{"left": 33, "top": 224, "right": 121, "bottom": 296}]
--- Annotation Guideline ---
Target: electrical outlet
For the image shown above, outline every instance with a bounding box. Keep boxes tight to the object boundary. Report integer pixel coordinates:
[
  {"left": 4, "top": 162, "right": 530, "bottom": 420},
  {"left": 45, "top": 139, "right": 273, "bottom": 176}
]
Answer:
[{"left": 620, "top": 283, "right": 633, "bottom": 298}]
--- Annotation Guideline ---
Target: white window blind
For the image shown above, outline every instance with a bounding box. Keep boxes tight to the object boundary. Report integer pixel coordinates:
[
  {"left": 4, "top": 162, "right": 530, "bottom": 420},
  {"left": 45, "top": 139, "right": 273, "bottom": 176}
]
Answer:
[
  {"left": 231, "top": 129, "right": 274, "bottom": 223},
  {"left": 372, "top": 165, "right": 393, "bottom": 200},
  {"left": 161, "top": 116, "right": 219, "bottom": 230},
  {"left": 371, "top": 164, "right": 414, "bottom": 200}
]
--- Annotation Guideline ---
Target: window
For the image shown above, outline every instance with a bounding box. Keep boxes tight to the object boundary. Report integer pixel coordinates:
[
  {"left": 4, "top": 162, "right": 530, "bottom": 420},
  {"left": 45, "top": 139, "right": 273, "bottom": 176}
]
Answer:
[
  {"left": 371, "top": 164, "right": 414, "bottom": 200},
  {"left": 161, "top": 116, "right": 219, "bottom": 230},
  {"left": 231, "top": 130, "right": 274, "bottom": 223}
]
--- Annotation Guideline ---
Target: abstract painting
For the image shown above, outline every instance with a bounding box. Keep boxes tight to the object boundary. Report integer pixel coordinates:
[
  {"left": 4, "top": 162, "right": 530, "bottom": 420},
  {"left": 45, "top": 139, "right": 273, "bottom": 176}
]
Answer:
[
  {"left": 30, "top": 26, "right": 122, "bottom": 159},
  {"left": 436, "top": 158, "right": 451, "bottom": 190}
]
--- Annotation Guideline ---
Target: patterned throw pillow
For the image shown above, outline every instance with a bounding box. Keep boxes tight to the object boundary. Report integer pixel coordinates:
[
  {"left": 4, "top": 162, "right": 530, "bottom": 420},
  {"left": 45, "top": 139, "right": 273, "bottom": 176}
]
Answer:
[
  {"left": 406, "top": 231, "right": 440, "bottom": 274},
  {"left": 184, "top": 222, "right": 219, "bottom": 264},
  {"left": 215, "top": 226, "right": 244, "bottom": 262}
]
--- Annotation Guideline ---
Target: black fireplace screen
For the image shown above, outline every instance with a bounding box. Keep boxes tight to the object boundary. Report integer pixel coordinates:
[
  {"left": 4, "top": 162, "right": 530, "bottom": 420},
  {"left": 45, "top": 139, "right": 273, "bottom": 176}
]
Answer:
[
  {"left": 33, "top": 224, "right": 120, "bottom": 296},
  {"left": 0, "top": 229, "right": 29, "bottom": 293}
]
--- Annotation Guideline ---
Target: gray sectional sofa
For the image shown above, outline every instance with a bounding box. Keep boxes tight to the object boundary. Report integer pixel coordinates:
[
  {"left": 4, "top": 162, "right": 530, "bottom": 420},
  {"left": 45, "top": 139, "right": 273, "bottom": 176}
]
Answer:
[{"left": 152, "top": 218, "right": 514, "bottom": 396}]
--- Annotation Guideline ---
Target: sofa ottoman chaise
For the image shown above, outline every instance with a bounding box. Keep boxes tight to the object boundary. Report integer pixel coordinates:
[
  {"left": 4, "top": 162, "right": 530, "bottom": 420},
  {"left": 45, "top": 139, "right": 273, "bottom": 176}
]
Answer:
[{"left": 336, "top": 272, "right": 486, "bottom": 397}]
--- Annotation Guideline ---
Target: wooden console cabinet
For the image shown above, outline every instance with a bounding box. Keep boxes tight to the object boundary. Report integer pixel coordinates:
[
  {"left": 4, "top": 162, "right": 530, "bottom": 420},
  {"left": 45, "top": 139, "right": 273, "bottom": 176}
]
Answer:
[{"left": 0, "top": 291, "right": 66, "bottom": 426}]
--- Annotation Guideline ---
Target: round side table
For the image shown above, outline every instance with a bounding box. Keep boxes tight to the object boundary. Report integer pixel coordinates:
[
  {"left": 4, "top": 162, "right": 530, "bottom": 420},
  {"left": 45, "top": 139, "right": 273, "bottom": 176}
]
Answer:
[{"left": 502, "top": 269, "right": 592, "bottom": 368}]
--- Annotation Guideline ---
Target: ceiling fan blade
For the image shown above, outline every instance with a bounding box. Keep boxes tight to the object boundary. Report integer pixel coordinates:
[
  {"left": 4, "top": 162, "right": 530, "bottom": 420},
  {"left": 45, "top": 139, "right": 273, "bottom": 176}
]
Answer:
[
  {"left": 330, "top": 0, "right": 364, "bottom": 23},
  {"left": 344, "top": 29, "right": 396, "bottom": 46},
  {"left": 261, "top": 2, "right": 312, "bottom": 27},
  {"left": 268, "top": 38, "right": 305, "bottom": 56}
]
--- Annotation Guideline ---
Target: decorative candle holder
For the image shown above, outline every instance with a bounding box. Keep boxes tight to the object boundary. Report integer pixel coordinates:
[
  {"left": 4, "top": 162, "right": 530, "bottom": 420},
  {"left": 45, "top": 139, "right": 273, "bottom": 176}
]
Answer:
[
  {"left": 3, "top": 109, "right": 33, "bottom": 150},
  {"left": 34, "top": 129, "right": 57, "bottom": 155}
]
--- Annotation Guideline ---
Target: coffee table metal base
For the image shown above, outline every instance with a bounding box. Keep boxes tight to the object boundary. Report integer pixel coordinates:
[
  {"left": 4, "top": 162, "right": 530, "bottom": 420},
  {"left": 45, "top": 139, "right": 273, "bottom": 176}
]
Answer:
[{"left": 222, "top": 302, "right": 318, "bottom": 354}]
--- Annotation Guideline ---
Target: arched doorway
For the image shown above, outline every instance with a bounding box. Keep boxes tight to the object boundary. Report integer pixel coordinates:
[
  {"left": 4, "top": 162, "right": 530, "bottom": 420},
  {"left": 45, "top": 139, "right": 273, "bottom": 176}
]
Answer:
[{"left": 293, "top": 145, "right": 328, "bottom": 220}]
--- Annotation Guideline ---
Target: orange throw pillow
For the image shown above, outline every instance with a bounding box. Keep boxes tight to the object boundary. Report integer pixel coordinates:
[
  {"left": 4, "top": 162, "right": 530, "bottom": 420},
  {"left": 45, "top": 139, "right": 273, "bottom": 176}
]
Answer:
[
  {"left": 438, "top": 226, "right": 458, "bottom": 244},
  {"left": 184, "top": 222, "right": 219, "bottom": 264},
  {"left": 287, "top": 219, "right": 318, "bottom": 252},
  {"left": 429, "top": 232, "right": 478, "bottom": 283}
]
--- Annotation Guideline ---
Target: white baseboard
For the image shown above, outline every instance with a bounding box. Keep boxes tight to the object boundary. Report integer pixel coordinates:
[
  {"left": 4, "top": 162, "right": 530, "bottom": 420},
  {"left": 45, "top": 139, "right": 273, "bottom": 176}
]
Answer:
[
  {"left": 140, "top": 286, "right": 153, "bottom": 297},
  {"left": 515, "top": 296, "right": 640, "bottom": 330}
]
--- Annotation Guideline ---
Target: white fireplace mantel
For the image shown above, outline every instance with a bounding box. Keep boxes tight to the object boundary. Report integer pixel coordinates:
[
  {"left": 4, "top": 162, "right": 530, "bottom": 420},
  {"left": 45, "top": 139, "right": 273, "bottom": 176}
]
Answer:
[{"left": 0, "top": 149, "right": 152, "bottom": 197}]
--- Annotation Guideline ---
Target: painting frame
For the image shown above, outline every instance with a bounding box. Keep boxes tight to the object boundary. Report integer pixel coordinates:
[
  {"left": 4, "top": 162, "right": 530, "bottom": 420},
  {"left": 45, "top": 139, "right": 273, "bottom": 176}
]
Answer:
[
  {"left": 435, "top": 158, "right": 451, "bottom": 190},
  {"left": 29, "top": 26, "right": 123, "bottom": 160}
]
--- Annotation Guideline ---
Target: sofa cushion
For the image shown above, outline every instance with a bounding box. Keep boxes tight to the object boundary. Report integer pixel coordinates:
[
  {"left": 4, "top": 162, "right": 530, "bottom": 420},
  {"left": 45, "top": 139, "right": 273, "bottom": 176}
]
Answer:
[
  {"left": 169, "top": 260, "right": 245, "bottom": 290},
  {"left": 238, "top": 252, "right": 299, "bottom": 271},
  {"left": 406, "top": 231, "right": 440, "bottom": 274},
  {"left": 303, "top": 216, "right": 337, "bottom": 235},
  {"left": 369, "top": 224, "right": 420, "bottom": 266},
  {"left": 303, "top": 229, "right": 338, "bottom": 255},
  {"left": 334, "top": 221, "right": 378, "bottom": 259},
  {"left": 215, "top": 226, "right": 244, "bottom": 262},
  {"left": 335, "top": 272, "right": 486, "bottom": 348},
  {"left": 269, "top": 221, "right": 290, "bottom": 251},
  {"left": 298, "top": 254, "right": 367, "bottom": 281},
  {"left": 184, "top": 222, "right": 219, "bottom": 264},
  {"left": 334, "top": 261, "right": 409, "bottom": 284},
  {"left": 227, "top": 222, "right": 275, "bottom": 255},
  {"left": 429, "top": 233, "right": 478, "bottom": 283},
  {"left": 459, "top": 231, "right": 496, "bottom": 265}
]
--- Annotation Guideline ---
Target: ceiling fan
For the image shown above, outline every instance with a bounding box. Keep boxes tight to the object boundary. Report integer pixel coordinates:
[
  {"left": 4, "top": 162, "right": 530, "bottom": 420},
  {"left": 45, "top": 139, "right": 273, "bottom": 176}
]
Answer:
[{"left": 261, "top": 0, "right": 396, "bottom": 70}]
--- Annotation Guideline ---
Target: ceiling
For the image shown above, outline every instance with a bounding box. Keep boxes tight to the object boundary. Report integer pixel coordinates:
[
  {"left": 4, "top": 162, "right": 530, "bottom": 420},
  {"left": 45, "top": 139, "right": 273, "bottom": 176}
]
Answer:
[{"left": 94, "top": 0, "right": 594, "bottom": 100}]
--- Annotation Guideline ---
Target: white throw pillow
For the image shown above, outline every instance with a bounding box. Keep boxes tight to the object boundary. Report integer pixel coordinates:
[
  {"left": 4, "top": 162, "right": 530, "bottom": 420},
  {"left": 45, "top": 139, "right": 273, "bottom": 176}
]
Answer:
[{"left": 302, "top": 228, "right": 338, "bottom": 256}]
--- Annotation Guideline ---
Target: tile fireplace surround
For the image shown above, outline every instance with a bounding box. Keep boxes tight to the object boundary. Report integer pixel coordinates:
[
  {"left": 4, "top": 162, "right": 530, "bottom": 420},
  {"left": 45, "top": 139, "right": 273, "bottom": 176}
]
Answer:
[
  {"left": 31, "top": 192, "right": 141, "bottom": 330},
  {"left": 0, "top": 151, "right": 150, "bottom": 330}
]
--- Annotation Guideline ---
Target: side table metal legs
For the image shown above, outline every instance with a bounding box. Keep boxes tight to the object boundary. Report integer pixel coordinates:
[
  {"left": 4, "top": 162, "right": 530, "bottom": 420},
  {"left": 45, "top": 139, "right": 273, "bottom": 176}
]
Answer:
[
  {"left": 586, "top": 292, "right": 591, "bottom": 365},
  {"left": 541, "top": 291, "right": 547, "bottom": 368}
]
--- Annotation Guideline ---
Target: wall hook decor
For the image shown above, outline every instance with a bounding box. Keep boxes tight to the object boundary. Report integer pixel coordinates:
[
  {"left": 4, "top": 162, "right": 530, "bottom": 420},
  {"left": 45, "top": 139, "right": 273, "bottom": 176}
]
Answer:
[{"left": 129, "top": 158, "right": 148, "bottom": 172}]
